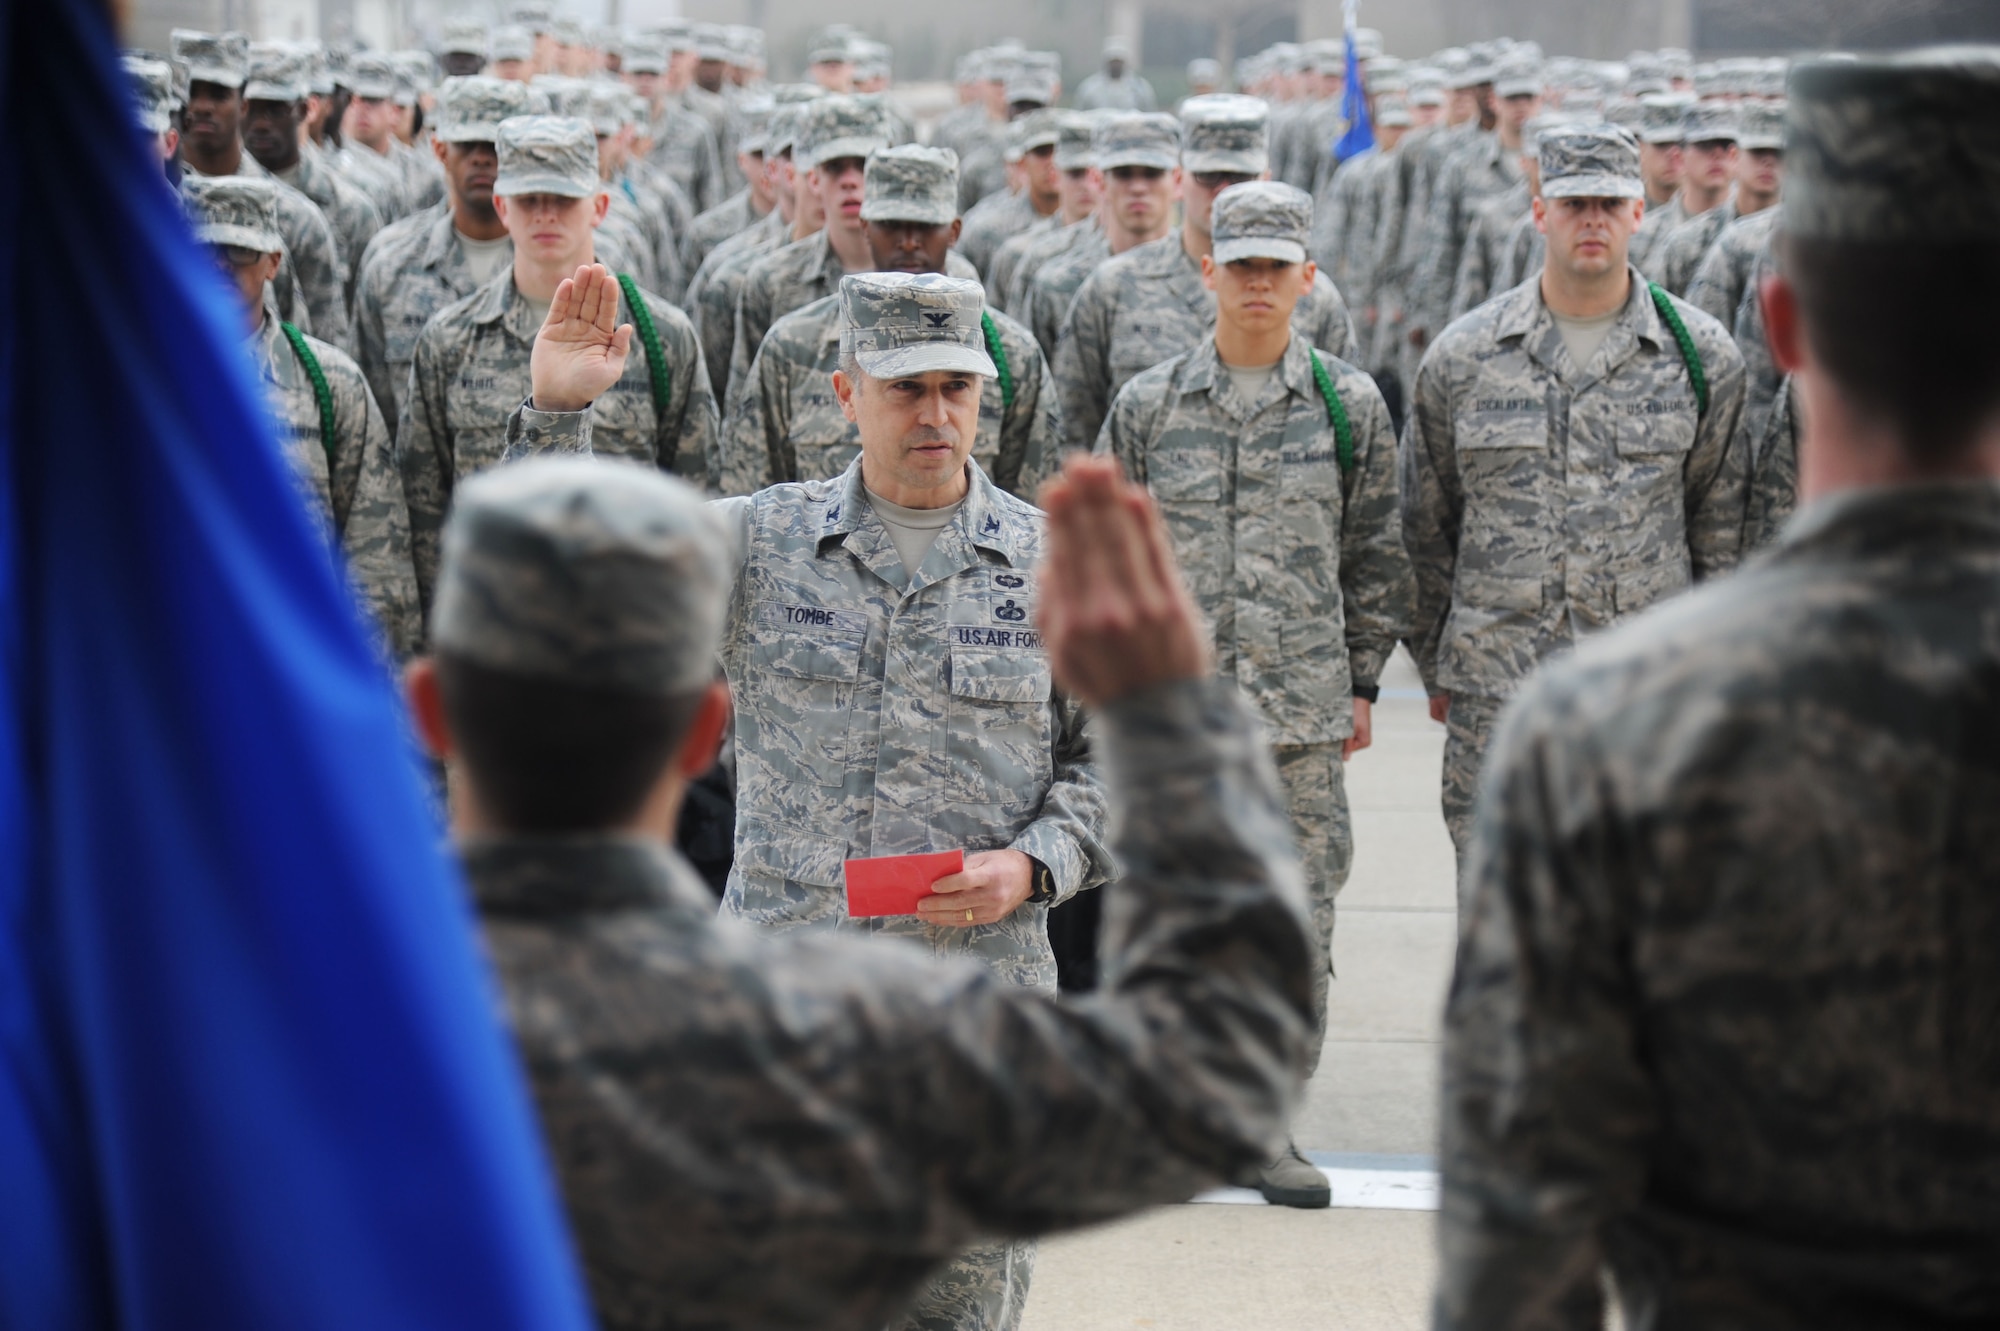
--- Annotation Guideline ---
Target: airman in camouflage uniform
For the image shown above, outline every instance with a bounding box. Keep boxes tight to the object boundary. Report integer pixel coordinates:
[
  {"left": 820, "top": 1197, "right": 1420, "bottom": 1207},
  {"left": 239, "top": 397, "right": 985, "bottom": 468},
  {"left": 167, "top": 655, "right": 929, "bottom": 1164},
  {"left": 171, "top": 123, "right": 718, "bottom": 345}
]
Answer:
[
  {"left": 713, "top": 273, "right": 1113, "bottom": 1331},
  {"left": 331, "top": 55, "right": 415, "bottom": 221},
  {"left": 1401, "top": 124, "right": 1748, "bottom": 871},
  {"left": 722, "top": 146, "right": 1056, "bottom": 499},
  {"left": 1438, "top": 54, "right": 2000, "bottom": 1328},
  {"left": 956, "top": 109, "right": 1063, "bottom": 279},
  {"left": 1015, "top": 112, "right": 1181, "bottom": 360},
  {"left": 399, "top": 116, "right": 718, "bottom": 619},
  {"left": 185, "top": 176, "right": 419, "bottom": 659},
  {"left": 1624, "top": 94, "right": 1691, "bottom": 276},
  {"left": 425, "top": 452, "right": 1314, "bottom": 1331},
  {"left": 1096, "top": 183, "right": 1414, "bottom": 1207},
  {"left": 243, "top": 46, "right": 383, "bottom": 312},
  {"left": 1650, "top": 103, "right": 1743, "bottom": 295},
  {"left": 1445, "top": 114, "right": 1549, "bottom": 322},
  {"left": 685, "top": 96, "right": 775, "bottom": 268},
  {"left": 984, "top": 111, "right": 1095, "bottom": 317},
  {"left": 174, "top": 29, "right": 351, "bottom": 350},
  {"left": 1054, "top": 95, "right": 1357, "bottom": 455},
  {"left": 353, "top": 77, "right": 537, "bottom": 436}
]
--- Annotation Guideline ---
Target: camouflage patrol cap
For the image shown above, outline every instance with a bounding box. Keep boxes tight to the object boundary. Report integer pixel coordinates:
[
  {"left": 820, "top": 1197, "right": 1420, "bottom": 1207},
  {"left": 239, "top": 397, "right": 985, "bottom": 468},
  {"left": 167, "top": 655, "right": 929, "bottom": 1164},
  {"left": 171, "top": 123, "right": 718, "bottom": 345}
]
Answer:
[
  {"left": 586, "top": 81, "right": 634, "bottom": 135},
  {"left": 244, "top": 44, "right": 309, "bottom": 102},
  {"left": 728, "top": 26, "right": 764, "bottom": 68},
  {"left": 806, "top": 27, "right": 853, "bottom": 66},
  {"left": 1683, "top": 101, "right": 1738, "bottom": 144},
  {"left": 124, "top": 55, "right": 177, "bottom": 133},
  {"left": 550, "top": 17, "right": 586, "bottom": 48},
  {"left": 306, "top": 43, "right": 337, "bottom": 96},
  {"left": 433, "top": 458, "right": 731, "bottom": 696},
  {"left": 1005, "top": 51, "right": 1061, "bottom": 107},
  {"left": 1054, "top": 111, "right": 1097, "bottom": 170},
  {"left": 184, "top": 175, "right": 284, "bottom": 254},
  {"left": 1736, "top": 99, "right": 1785, "bottom": 151},
  {"left": 173, "top": 30, "right": 248, "bottom": 90},
  {"left": 766, "top": 100, "right": 812, "bottom": 157},
  {"left": 494, "top": 115, "right": 602, "bottom": 198},
  {"left": 531, "top": 75, "right": 589, "bottom": 118},
  {"left": 1638, "top": 92, "right": 1692, "bottom": 143},
  {"left": 441, "top": 20, "right": 489, "bottom": 60},
  {"left": 1375, "top": 93, "right": 1412, "bottom": 129},
  {"left": 1095, "top": 111, "right": 1180, "bottom": 171},
  {"left": 1180, "top": 94, "right": 1269, "bottom": 174},
  {"left": 693, "top": 23, "right": 733, "bottom": 63},
  {"left": 1521, "top": 112, "right": 1570, "bottom": 158},
  {"left": 1211, "top": 181, "right": 1312, "bottom": 265},
  {"left": 509, "top": 5, "right": 552, "bottom": 33},
  {"left": 346, "top": 53, "right": 396, "bottom": 99},
  {"left": 1784, "top": 47, "right": 2000, "bottom": 243},
  {"left": 621, "top": 33, "right": 668, "bottom": 74},
  {"left": 799, "top": 94, "right": 889, "bottom": 169},
  {"left": 437, "top": 76, "right": 535, "bottom": 142},
  {"left": 1014, "top": 107, "right": 1064, "bottom": 154},
  {"left": 735, "top": 95, "right": 776, "bottom": 154},
  {"left": 491, "top": 25, "right": 533, "bottom": 64},
  {"left": 1494, "top": 55, "right": 1543, "bottom": 99},
  {"left": 840, "top": 272, "right": 997, "bottom": 380},
  {"left": 1187, "top": 58, "right": 1222, "bottom": 85},
  {"left": 1539, "top": 123, "right": 1644, "bottom": 199},
  {"left": 1410, "top": 73, "right": 1446, "bottom": 108},
  {"left": 391, "top": 50, "right": 438, "bottom": 104},
  {"left": 862, "top": 144, "right": 960, "bottom": 225}
]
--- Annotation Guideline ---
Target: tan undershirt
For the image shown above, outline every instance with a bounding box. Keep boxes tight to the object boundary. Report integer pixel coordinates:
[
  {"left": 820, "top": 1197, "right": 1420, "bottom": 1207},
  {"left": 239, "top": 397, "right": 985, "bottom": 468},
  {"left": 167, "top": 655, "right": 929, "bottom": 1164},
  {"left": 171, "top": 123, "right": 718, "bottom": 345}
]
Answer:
[
  {"left": 1550, "top": 308, "right": 1620, "bottom": 373},
  {"left": 867, "top": 487, "right": 965, "bottom": 579}
]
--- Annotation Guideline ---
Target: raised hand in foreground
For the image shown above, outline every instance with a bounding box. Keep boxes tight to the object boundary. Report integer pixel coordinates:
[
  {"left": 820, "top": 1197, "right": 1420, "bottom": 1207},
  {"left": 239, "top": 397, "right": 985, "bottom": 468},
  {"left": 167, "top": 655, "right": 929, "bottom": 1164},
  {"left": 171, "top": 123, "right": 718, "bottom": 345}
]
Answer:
[{"left": 529, "top": 264, "right": 634, "bottom": 413}]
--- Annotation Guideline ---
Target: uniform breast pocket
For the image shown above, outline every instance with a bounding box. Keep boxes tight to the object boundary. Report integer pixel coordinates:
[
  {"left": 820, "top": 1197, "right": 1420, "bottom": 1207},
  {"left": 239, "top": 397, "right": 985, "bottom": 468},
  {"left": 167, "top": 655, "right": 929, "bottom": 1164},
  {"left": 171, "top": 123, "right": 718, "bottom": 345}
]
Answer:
[
  {"left": 746, "top": 614, "right": 867, "bottom": 787},
  {"left": 1459, "top": 412, "right": 1548, "bottom": 457},
  {"left": 452, "top": 424, "right": 513, "bottom": 477},
  {"left": 942, "top": 647, "right": 1054, "bottom": 805},
  {"left": 1147, "top": 446, "right": 1225, "bottom": 503},
  {"left": 1615, "top": 410, "right": 1696, "bottom": 471}
]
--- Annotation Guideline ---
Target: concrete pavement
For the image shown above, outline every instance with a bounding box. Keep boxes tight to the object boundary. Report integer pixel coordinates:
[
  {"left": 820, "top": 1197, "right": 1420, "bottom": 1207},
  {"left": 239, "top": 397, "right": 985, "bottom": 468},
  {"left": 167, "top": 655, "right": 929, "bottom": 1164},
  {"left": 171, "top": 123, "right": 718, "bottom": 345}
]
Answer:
[{"left": 1021, "top": 648, "right": 1456, "bottom": 1331}]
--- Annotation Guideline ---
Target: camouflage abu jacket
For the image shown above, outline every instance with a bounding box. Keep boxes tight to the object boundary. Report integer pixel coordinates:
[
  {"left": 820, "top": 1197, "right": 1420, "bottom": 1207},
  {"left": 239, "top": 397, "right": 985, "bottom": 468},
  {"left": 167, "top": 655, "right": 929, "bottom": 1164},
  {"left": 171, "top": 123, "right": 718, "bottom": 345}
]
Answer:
[
  {"left": 721, "top": 293, "right": 1057, "bottom": 499},
  {"left": 352, "top": 201, "right": 505, "bottom": 438},
  {"left": 1401, "top": 267, "right": 1749, "bottom": 699},
  {"left": 709, "top": 457, "right": 1111, "bottom": 993},
  {"left": 467, "top": 675, "right": 1313, "bottom": 1331},
  {"left": 1096, "top": 335, "right": 1415, "bottom": 744},
  {"left": 399, "top": 266, "right": 720, "bottom": 620},
  {"left": 1053, "top": 231, "right": 1358, "bottom": 455}
]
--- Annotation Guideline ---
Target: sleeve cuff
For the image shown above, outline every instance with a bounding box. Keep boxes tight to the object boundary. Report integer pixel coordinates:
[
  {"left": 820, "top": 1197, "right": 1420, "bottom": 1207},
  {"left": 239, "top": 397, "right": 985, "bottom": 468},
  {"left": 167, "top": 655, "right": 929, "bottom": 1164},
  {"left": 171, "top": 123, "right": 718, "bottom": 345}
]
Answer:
[
  {"left": 1351, "top": 682, "right": 1380, "bottom": 704},
  {"left": 504, "top": 397, "right": 593, "bottom": 461},
  {"left": 1009, "top": 821, "right": 1088, "bottom": 907}
]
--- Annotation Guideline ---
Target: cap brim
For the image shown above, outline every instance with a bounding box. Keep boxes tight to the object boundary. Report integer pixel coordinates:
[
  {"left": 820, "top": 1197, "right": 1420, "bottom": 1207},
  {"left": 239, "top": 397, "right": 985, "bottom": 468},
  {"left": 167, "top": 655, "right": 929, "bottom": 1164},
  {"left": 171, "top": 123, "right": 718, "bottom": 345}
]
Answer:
[
  {"left": 1495, "top": 81, "right": 1541, "bottom": 98},
  {"left": 808, "top": 135, "right": 888, "bottom": 167},
  {"left": 859, "top": 199, "right": 956, "bottom": 225},
  {"left": 1018, "top": 133, "right": 1060, "bottom": 152},
  {"left": 494, "top": 171, "right": 600, "bottom": 198},
  {"left": 1640, "top": 129, "right": 1684, "bottom": 144},
  {"left": 244, "top": 80, "right": 303, "bottom": 101},
  {"left": 347, "top": 80, "right": 396, "bottom": 98},
  {"left": 1054, "top": 150, "right": 1093, "bottom": 170},
  {"left": 136, "top": 107, "right": 173, "bottom": 133},
  {"left": 1738, "top": 135, "right": 1783, "bottom": 151},
  {"left": 439, "top": 122, "right": 505, "bottom": 143},
  {"left": 195, "top": 221, "right": 283, "bottom": 252},
  {"left": 856, "top": 343, "right": 998, "bottom": 379},
  {"left": 1181, "top": 149, "right": 1268, "bottom": 174},
  {"left": 186, "top": 66, "right": 245, "bottom": 89},
  {"left": 1542, "top": 175, "right": 1645, "bottom": 200},
  {"left": 1213, "top": 237, "right": 1306, "bottom": 265}
]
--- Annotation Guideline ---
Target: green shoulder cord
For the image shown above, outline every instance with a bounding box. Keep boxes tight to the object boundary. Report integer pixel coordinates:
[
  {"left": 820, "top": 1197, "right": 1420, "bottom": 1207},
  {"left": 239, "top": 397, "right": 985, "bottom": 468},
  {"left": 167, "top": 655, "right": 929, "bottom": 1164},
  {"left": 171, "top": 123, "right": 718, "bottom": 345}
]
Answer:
[
  {"left": 980, "top": 311, "right": 1015, "bottom": 410},
  {"left": 279, "top": 322, "right": 337, "bottom": 472},
  {"left": 1308, "top": 348, "right": 1355, "bottom": 479},
  {"left": 615, "top": 273, "right": 675, "bottom": 454},
  {"left": 1647, "top": 281, "right": 1710, "bottom": 415}
]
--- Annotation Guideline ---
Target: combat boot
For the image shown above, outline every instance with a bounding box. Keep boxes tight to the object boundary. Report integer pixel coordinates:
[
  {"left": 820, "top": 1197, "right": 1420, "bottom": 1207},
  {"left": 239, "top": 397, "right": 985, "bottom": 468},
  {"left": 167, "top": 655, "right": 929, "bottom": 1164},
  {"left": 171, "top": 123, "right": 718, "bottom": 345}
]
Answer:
[{"left": 1257, "top": 1139, "right": 1330, "bottom": 1209}]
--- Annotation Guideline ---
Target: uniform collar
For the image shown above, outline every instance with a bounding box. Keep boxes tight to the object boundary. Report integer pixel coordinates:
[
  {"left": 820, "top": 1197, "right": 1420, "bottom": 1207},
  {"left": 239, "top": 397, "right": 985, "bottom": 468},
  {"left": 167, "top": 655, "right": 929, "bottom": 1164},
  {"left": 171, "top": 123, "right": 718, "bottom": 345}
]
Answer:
[
  {"left": 461, "top": 833, "right": 719, "bottom": 919},
  {"left": 1774, "top": 478, "right": 2000, "bottom": 564},
  {"left": 819, "top": 455, "right": 1029, "bottom": 584},
  {"left": 804, "top": 228, "right": 848, "bottom": 286},
  {"left": 1177, "top": 335, "right": 1318, "bottom": 422},
  {"left": 464, "top": 265, "right": 553, "bottom": 343},
  {"left": 1493, "top": 266, "right": 1671, "bottom": 385},
  {"left": 416, "top": 200, "right": 467, "bottom": 270}
]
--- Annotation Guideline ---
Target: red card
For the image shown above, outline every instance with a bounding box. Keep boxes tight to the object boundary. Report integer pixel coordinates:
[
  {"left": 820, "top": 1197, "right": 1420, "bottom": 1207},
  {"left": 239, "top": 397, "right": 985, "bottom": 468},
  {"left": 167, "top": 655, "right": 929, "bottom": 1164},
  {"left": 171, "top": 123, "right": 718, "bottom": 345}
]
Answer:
[{"left": 844, "top": 850, "right": 964, "bottom": 918}]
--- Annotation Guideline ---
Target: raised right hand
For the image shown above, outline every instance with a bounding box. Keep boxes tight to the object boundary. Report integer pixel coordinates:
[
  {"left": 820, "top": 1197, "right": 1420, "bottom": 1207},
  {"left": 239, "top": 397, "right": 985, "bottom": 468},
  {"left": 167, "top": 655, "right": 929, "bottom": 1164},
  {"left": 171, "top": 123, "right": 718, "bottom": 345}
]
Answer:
[
  {"left": 1035, "top": 455, "right": 1211, "bottom": 708},
  {"left": 529, "top": 263, "right": 634, "bottom": 414}
]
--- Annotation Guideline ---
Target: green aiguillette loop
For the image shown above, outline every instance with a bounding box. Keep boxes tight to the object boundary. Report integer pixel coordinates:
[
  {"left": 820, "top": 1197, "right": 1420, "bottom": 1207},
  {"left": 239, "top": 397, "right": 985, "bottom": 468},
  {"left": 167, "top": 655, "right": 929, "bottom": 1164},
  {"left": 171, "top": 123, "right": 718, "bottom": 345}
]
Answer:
[
  {"left": 980, "top": 310, "right": 1014, "bottom": 410},
  {"left": 279, "top": 322, "right": 336, "bottom": 471},
  {"left": 1308, "top": 348, "right": 1354, "bottom": 478}
]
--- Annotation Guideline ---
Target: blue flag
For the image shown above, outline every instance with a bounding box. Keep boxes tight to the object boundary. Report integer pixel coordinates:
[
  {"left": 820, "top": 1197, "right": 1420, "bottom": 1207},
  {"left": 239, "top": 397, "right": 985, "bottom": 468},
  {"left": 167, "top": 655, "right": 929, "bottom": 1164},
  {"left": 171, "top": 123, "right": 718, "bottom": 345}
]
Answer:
[
  {"left": 1333, "top": 0, "right": 1375, "bottom": 164},
  {"left": 0, "top": 4, "right": 595, "bottom": 1327}
]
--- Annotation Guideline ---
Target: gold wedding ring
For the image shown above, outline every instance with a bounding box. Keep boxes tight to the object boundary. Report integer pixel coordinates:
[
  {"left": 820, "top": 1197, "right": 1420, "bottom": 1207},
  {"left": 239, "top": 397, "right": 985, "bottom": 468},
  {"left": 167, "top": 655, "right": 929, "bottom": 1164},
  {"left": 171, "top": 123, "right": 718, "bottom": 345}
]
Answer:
[{"left": 965, "top": 909, "right": 974, "bottom": 923}]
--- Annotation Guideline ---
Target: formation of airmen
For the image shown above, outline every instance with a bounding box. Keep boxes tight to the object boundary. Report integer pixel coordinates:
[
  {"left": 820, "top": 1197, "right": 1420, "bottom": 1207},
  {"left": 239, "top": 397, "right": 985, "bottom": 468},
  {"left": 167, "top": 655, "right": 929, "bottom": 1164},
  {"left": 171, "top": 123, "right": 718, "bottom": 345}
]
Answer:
[{"left": 118, "top": 13, "right": 2000, "bottom": 1331}]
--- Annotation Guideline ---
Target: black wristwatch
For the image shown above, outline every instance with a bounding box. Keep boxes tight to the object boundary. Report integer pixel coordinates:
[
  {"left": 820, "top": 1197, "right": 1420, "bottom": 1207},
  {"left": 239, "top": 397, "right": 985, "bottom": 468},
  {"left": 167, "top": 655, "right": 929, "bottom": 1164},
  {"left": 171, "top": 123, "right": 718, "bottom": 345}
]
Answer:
[{"left": 1025, "top": 855, "right": 1057, "bottom": 905}]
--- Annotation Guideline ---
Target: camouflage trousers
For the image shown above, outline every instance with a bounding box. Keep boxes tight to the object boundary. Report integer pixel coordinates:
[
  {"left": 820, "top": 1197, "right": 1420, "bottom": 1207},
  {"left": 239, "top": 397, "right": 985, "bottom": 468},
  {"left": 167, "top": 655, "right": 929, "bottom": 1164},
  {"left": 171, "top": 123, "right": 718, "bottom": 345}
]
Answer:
[
  {"left": 1440, "top": 693, "right": 1505, "bottom": 903},
  {"left": 1274, "top": 742, "right": 1353, "bottom": 1079},
  {"left": 889, "top": 1238, "right": 1036, "bottom": 1331}
]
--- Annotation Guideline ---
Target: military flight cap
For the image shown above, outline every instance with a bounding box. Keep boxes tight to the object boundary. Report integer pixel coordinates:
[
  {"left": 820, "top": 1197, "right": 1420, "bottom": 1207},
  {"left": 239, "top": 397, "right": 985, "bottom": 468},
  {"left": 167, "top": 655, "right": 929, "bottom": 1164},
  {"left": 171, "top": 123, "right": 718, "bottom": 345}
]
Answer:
[
  {"left": 841, "top": 272, "right": 998, "bottom": 380},
  {"left": 799, "top": 94, "right": 890, "bottom": 169},
  {"left": 1211, "top": 182, "right": 1312, "bottom": 266},
  {"left": 1682, "top": 101, "right": 1739, "bottom": 144},
  {"left": 494, "top": 115, "right": 602, "bottom": 197},
  {"left": 185, "top": 175, "right": 285, "bottom": 254},
  {"left": 1736, "top": 99, "right": 1785, "bottom": 151},
  {"left": 1180, "top": 94, "right": 1269, "bottom": 174},
  {"left": 345, "top": 53, "right": 397, "bottom": 99},
  {"left": 1539, "top": 124, "right": 1644, "bottom": 199},
  {"left": 436, "top": 76, "right": 533, "bottom": 142},
  {"left": 433, "top": 459, "right": 732, "bottom": 696},
  {"left": 491, "top": 25, "right": 533, "bottom": 64},
  {"left": 1054, "top": 111, "right": 1097, "bottom": 170},
  {"left": 441, "top": 19, "right": 489, "bottom": 59},
  {"left": 244, "top": 44, "right": 308, "bottom": 102},
  {"left": 861, "top": 144, "right": 960, "bottom": 226},
  {"left": 1784, "top": 47, "right": 2000, "bottom": 243},
  {"left": 1093, "top": 111, "right": 1179, "bottom": 171},
  {"left": 124, "top": 55, "right": 177, "bottom": 133},
  {"left": 172, "top": 29, "right": 248, "bottom": 89}
]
